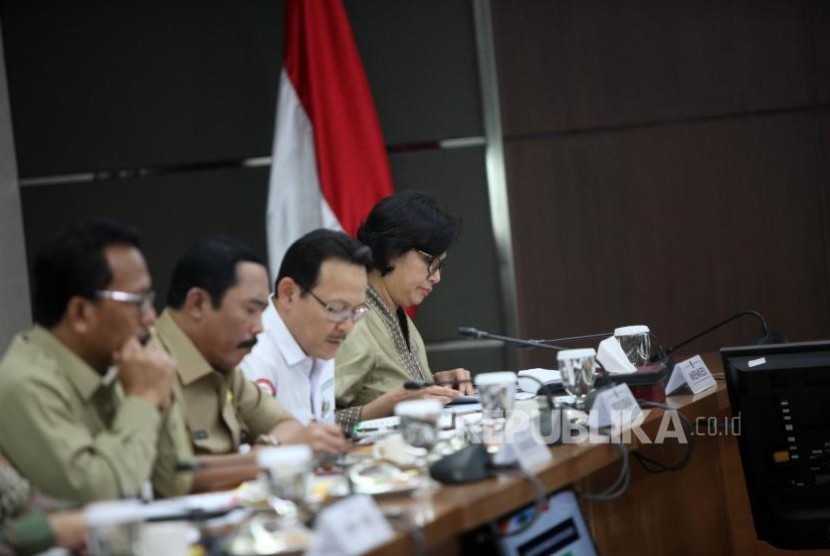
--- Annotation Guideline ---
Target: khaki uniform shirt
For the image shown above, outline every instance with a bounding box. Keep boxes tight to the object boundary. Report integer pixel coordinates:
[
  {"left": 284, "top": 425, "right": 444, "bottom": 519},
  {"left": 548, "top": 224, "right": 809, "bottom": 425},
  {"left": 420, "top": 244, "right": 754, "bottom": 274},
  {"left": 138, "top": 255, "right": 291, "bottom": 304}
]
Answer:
[
  {"left": 0, "top": 326, "right": 192, "bottom": 502},
  {"left": 154, "top": 311, "right": 292, "bottom": 454},
  {"left": 334, "top": 294, "right": 431, "bottom": 429}
]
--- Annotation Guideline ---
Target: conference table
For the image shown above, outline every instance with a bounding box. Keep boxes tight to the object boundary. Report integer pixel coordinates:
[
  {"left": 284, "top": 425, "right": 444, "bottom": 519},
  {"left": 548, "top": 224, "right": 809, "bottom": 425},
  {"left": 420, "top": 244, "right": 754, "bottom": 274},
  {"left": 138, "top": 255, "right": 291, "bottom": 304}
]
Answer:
[{"left": 362, "top": 353, "right": 819, "bottom": 556}]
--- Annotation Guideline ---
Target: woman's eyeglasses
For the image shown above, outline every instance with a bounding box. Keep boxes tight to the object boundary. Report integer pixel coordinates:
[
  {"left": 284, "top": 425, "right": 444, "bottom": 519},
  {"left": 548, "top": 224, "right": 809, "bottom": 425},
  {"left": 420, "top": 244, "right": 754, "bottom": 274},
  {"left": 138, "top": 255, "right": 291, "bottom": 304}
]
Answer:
[{"left": 416, "top": 250, "right": 445, "bottom": 276}]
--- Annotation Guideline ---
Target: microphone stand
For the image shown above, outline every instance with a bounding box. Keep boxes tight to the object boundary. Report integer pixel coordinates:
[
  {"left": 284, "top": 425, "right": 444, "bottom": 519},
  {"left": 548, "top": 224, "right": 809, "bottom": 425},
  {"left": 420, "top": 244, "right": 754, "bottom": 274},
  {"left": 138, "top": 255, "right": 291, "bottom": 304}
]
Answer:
[
  {"left": 457, "top": 326, "right": 566, "bottom": 351},
  {"left": 526, "top": 331, "right": 613, "bottom": 346},
  {"left": 665, "top": 310, "right": 776, "bottom": 356}
]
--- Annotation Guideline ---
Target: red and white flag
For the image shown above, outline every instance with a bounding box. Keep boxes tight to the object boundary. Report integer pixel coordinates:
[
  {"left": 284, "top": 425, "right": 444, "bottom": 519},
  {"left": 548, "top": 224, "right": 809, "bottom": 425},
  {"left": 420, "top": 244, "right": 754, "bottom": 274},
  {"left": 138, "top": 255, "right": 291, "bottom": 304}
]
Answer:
[{"left": 266, "top": 0, "right": 395, "bottom": 276}]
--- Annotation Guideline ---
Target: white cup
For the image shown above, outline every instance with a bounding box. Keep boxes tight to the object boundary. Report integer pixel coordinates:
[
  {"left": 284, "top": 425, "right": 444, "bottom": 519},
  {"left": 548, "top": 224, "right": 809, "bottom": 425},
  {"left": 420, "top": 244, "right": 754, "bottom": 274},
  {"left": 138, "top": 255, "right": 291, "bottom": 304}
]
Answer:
[{"left": 614, "top": 325, "right": 651, "bottom": 367}]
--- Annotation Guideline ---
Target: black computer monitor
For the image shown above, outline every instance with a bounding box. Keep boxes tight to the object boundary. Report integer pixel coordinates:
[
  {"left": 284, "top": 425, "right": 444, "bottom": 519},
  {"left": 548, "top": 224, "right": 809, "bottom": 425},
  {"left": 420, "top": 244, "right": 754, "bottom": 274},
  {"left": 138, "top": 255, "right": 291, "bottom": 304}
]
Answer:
[{"left": 721, "top": 341, "right": 830, "bottom": 550}]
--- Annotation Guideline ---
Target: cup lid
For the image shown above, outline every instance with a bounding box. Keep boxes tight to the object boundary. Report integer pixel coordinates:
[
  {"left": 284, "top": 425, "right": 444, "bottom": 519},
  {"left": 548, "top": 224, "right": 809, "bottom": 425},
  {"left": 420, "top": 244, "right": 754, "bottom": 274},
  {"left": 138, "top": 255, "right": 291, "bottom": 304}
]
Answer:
[
  {"left": 256, "top": 445, "right": 313, "bottom": 469},
  {"left": 473, "top": 371, "right": 517, "bottom": 386},
  {"left": 557, "top": 348, "right": 597, "bottom": 361},
  {"left": 614, "top": 325, "right": 650, "bottom": 336},
  {"left": 394, "top": 398, "right": 443, "bottom": 416}
]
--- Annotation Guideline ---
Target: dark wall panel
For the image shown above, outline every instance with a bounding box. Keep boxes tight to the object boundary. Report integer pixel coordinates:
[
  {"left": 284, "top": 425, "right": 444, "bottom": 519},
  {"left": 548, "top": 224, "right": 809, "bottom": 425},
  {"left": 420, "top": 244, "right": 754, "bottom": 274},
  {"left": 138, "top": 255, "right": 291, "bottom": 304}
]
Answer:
[
  {"left": 21, "top": 167, "right": 269, "bottom": 310},
  {"left": 345, "top": 0, "right": 482, "bottom": 144},
  {"left": 493, "top": 0, "right": 812, "bottom": 136},
  {"left": 428, "top": 346, "right": 507, "bottom": 377},
  {"left": 1, "top": 1, "right": 283, "bottom": 177},
  {"left": 506, "top": 113, "right": 830, "bottom": 362},
  {"left": 388, "top": 146, "right": 503, "bottom": 342},
  {"left": 813, "top": 0, "right": 830, "bottom": 102}
]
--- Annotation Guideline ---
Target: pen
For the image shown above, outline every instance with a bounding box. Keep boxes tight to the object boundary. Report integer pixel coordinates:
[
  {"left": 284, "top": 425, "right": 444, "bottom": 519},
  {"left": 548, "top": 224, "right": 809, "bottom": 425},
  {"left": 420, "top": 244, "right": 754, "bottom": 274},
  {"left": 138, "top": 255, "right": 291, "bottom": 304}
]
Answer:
[
  {"left": 404, "top": 378, "right": 475, "bottom": 389},
  {"left": 353, "top": 425, "right": 399, "bottom": 434}
]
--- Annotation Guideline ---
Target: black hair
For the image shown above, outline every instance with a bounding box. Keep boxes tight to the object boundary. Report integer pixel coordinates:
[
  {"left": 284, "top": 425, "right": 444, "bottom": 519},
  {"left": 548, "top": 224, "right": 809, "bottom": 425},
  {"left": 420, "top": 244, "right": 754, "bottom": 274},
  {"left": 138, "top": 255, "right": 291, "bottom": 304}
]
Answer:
[
  {"left": 276, "top": 229, "right": 372, "bottom": 294},
  {"left": 166, "top": 236, "right": 264, "bottom": 309},
  {"left": 33, "top": 219, "right": 142, "bottom": 328},
  {"left": 357, "top": 191, "right": 460, "bottom": 275}
]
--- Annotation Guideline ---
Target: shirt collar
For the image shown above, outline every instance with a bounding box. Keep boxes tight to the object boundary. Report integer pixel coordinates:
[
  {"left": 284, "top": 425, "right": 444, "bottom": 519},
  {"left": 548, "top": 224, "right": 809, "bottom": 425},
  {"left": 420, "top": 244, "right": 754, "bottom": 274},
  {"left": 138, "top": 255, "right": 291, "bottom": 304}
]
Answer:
[
  {"left": 154, "top": 310, "right": 215, "bottom": 385},
  {"left": 27, "top": 325, "right": 104, "bottom": 401},
  {"left": 267, "top": 298, "right": 313, "bottom": 368}
]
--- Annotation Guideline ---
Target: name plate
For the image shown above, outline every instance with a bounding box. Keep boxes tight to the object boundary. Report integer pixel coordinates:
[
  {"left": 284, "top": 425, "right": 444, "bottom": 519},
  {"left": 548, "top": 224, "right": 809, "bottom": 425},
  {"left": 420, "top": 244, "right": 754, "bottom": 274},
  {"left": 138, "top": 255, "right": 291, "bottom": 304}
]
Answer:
[
  {"left": 665, "top": 355, "right": 717, "bottom": 395},
  {"left": 590, "top": 383, "right": 643, "bottom": 429},
  {"left": 510, "top": 403, "right": 553, "bottom": 470},
  {"left": 306, "top": 495, "right": 393, "bottom": 556}
]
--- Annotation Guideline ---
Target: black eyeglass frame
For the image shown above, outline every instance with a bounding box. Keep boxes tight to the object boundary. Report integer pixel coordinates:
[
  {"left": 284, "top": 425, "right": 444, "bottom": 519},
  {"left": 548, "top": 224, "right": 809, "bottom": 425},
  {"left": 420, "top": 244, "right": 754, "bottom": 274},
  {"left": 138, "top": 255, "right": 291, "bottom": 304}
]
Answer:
[{"left": 415, "top": 249, "right": 446, "bottom": 276}]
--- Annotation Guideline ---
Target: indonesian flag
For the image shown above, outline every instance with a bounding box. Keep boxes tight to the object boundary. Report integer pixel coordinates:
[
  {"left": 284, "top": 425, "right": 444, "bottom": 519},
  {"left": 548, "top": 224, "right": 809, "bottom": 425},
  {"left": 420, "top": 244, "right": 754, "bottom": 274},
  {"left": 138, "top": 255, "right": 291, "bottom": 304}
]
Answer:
[{"left": 266, "top": 0, "right": 395, "bottom": 276}]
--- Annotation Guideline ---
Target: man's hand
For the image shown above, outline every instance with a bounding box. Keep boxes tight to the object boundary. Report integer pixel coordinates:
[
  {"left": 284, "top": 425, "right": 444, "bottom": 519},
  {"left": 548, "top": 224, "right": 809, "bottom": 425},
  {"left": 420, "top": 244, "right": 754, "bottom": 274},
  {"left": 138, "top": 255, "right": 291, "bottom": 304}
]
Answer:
[
  {"left": 433, "top": 368, "right": 474, "bottom": 395},
  {"left": 115, "top": 338, "right": 177, "bottom": 410},
  {"left": 48, "top": 510, "right": 88, "bottom": 551},
  {"left": 274, "top": 421, "right": 349, "bottom": 455}
]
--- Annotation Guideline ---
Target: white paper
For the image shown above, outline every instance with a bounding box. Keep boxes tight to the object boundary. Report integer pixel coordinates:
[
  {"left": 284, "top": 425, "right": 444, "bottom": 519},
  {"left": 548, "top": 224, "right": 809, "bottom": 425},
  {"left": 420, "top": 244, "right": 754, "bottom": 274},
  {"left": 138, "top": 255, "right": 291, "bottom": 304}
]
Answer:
[
  {"left": 517, "top": 368, "right": 562, "bottom": 393},
  {"left": 596, "top": 336, "right": 637, "bottom": 374}
]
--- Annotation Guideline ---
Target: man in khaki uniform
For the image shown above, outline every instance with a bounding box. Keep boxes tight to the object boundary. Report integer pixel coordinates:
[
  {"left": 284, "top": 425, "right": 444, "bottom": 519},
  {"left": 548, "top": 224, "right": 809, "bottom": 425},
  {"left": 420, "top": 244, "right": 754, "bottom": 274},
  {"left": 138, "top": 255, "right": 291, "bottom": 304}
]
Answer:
[
  {"left": 0, "top": 220, "right": 188, "bottom": 502},
  {"left": 156, "top": 237, "right": 347, "bottom": 457}
]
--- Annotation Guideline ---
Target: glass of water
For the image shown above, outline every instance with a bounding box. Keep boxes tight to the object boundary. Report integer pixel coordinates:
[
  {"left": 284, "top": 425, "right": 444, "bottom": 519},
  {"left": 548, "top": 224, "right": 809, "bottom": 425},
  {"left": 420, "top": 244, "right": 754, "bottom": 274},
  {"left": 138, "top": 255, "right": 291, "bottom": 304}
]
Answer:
[
  {"left": 256, "top": 445, "right": 313, "bottom": 521},
  {"left": 614, "top": 325, "right": 652, "bottom": 367},
  {"left": 473, "top": 371, "right": 517, "bottom": 453},
  {"left": 557, "top": 348, "right": 598, "bottom": 411},
  {"left": 84, "top": 501, "right": 144, "bottom": 556},
  {"left": 474, "top": 371, "right": 517, "bottom": 425},
  {"left": 395, "top": 399, "right": 443, "bottom": 490},
  {"left": 226, "top": 446, "right": 315, "bottom": 555}
]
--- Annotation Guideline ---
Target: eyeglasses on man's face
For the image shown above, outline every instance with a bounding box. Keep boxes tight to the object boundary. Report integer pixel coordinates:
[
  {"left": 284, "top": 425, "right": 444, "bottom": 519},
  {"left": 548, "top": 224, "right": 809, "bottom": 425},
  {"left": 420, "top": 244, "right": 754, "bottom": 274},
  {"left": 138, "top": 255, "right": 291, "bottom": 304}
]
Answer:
[
  {"left": 415, "top": 249, "right": 445, "bottom": 276},
  {"left": 94, "top": 290, "right": 156, "bottom": 314},
  {"left": 304, "top": 288, "right": 368, "bottom": 324}
]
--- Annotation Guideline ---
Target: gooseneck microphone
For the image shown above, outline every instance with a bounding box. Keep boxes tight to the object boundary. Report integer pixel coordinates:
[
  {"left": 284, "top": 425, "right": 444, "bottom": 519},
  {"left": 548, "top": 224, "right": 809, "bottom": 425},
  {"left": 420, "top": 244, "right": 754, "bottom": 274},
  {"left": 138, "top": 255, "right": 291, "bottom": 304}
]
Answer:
[
  {"left": 457, "top": 326, "right": 566, "bottom": 351},
  {"left": 525, "top": 331, "right": 613, "bottom": 346},
  {"left": 665, "top": 309, "right": 784, "bottom": 356}
]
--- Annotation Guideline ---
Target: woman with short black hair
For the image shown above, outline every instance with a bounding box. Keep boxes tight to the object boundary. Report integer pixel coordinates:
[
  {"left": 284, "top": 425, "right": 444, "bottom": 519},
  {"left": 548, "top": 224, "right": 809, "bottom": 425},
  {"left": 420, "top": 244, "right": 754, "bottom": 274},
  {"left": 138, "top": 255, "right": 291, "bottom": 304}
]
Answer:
[{"left": 335, "top": 191, "right": 472, "bottom": 429}]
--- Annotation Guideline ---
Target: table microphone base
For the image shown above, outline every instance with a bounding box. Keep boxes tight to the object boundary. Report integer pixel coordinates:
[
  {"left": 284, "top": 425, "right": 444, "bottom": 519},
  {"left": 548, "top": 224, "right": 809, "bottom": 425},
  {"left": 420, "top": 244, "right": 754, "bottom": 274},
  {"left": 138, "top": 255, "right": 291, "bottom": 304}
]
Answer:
[{"left": 599, "top": 363, "right": 670, "bottom": 403}]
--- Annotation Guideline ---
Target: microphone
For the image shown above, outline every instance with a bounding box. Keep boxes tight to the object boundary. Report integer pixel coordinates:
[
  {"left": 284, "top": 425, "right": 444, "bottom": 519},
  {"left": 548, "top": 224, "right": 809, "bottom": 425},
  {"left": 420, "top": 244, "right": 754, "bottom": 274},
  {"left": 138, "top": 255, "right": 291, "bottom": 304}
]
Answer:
[
  {"left": 526, "top": 331, "right": 613, "bottom": 346},
  {"left": 665, "top": 310, "right": 785, "bottom": 356},
  {"left": 457, "top": 326, "right": 566, "bottom": 350}
]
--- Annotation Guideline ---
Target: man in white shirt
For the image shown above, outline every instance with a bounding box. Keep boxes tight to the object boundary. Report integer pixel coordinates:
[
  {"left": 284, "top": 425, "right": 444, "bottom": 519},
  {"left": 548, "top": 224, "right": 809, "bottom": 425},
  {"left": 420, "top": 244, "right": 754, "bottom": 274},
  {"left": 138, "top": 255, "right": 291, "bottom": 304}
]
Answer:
[{"left": 242, "top": 229, "right": 372, "bottom": 425}]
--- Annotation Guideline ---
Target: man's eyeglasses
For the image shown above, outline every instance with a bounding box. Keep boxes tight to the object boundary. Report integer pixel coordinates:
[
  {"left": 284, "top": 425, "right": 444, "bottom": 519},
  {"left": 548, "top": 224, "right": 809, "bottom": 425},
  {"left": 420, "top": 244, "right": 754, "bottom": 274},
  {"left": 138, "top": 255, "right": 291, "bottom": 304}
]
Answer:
[
  {"left": 304, "top": 289, "right": 369, "bottom": 324},
  {"left": 416, "top": 249, "right": 445, "bottom": 276},
  {"left": 95, "top": 290, "right": 156, "bottom": 313}
]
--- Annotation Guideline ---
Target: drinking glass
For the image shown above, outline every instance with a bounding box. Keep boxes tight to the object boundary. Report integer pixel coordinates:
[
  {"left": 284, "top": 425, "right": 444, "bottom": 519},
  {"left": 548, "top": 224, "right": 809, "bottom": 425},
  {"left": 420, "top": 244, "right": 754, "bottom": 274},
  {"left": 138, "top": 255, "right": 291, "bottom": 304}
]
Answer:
[
  {"left": 475, "top": 371, "right": 517, "bottom": 424},
  {"left": 614, "top": 325, "right": 652, "bottom": 367},
  {"left": 84, "top": 501, "right": 144, "bottom": 556},
  {"left": 473, "top": 371, "right": 518, "bottom": 453},
  {"left": 557, "top": 348, "right": 598, "bottom": 412},
  {"left": 395, "top": 399, "right": 443, "bottom": 490},
  {"left": 256, "top": 445, "right": 313, "bottom": 522}
]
